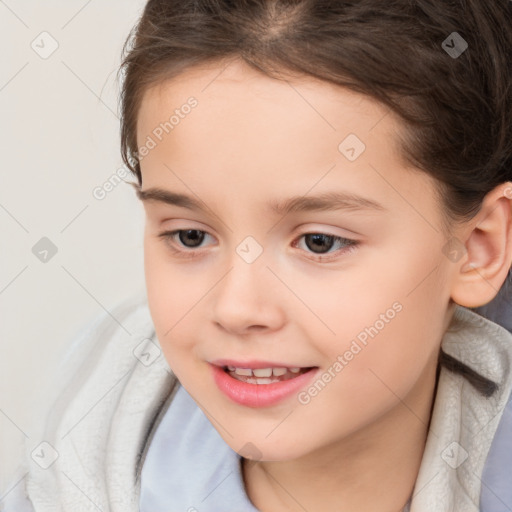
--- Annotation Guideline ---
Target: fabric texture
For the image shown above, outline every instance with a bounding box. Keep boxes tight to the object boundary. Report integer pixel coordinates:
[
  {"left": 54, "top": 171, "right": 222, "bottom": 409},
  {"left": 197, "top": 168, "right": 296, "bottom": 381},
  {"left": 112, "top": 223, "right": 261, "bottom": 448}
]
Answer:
[
  {"left": 1, "top": 295, "right": 178, "bottom": 512},
  {"left": 1, "top": 295, "right": 512, "bottom": 512}
]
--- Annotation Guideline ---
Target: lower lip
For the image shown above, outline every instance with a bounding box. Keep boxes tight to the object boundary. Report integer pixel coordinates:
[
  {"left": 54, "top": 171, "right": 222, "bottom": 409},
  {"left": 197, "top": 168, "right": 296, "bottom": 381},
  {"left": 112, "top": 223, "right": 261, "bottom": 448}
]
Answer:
[{"left": 210, "top": 364, "right": 319, "bottom": 408}]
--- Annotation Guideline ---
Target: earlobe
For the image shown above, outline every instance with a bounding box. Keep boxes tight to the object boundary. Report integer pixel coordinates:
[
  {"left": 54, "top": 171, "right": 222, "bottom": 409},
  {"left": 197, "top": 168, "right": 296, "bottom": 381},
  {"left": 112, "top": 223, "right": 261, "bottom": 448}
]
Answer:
[{"left": 450, "top": 182, "right": 512, "bottom": 308}]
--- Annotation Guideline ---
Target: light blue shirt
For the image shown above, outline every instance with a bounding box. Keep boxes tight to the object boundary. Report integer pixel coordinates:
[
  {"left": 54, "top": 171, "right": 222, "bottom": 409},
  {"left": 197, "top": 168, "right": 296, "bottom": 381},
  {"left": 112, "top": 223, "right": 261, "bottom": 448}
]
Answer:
[{"left": 139, "top": 383, "right": 260, "bottom": 512}]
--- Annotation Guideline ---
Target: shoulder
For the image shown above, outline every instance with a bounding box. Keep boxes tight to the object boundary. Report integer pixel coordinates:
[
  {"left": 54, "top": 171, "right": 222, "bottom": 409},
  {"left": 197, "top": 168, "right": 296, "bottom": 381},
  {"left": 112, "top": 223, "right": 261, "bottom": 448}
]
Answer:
[
  {"left": 30, "top": 292, "right": 157, "bottom": 441},
  {"left": 480, "top": 384, "right": 512, "bottom": 509},
  {"left": 4, "top": 292, "right": 176, "bottom": 512},
  {"left": 411, "top": 306, "right": 512, "bottom": 510}
]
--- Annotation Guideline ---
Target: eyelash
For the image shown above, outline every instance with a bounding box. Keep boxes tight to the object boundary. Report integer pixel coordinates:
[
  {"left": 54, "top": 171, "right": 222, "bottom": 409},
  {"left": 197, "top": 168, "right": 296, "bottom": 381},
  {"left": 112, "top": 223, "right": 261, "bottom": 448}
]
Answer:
[{"left": 157, "top": 229, "right": 359, "bottom": 262}]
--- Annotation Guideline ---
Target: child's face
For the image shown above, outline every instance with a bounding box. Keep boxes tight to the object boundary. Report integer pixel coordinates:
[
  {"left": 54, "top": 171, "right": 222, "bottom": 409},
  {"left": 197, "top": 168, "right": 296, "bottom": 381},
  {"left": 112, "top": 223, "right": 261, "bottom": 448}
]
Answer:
[{"left": 137, "top": 59, "right": 458, "bottom": 461}]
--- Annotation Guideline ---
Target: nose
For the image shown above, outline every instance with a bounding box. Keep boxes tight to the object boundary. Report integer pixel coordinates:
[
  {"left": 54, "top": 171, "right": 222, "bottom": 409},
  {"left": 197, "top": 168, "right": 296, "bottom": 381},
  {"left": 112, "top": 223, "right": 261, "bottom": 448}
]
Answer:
[{"left": 211, "top": 255, "right": 286, "bottom": 336}]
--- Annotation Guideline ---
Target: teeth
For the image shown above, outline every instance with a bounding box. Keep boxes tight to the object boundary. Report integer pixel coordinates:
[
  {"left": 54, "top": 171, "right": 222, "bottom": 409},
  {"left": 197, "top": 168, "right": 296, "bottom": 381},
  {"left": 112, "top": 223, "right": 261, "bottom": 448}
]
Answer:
[
  {"left": 234, "top": 367, "right": 252, "bottom": 376},
  {"left": 227, "top": 365, "right": 302, "bottom": 384},
  {"left": 228, "top": 366, "right": 301, "bottom": 377},
  {"left": 246, "top": 377, "right": 274, "bottom": 384},
  {"left": 253, "top": 368, "right": 272, "bottom": 377}
]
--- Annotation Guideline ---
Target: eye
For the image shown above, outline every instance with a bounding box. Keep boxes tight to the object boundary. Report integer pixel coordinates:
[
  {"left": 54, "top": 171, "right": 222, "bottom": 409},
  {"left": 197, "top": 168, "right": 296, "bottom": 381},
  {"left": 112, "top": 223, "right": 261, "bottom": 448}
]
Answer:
[
  {"left": 158, "top": 229, "right": 209, "bottom": 256},
  {"left": 292, "top": 232, "right": 359, "bottom": 261},
  {"left": 157, "top": 229, "right": 359, "bottom": 261}
]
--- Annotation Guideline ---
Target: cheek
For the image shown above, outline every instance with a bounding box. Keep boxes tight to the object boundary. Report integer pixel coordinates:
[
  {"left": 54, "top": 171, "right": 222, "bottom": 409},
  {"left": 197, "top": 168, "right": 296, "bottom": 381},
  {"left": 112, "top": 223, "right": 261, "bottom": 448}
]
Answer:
[
  {"left": 297, "top": 303, "right": 442, "bottom": 444},
  {"left": 309, "top": 252, "right": 448, "bottom": 400},
  {"left": 292, "top": 230, "right": 445, "bottom": 337},
  {"left": 143, "top": 239, "right": 202, "bottom": 352}
]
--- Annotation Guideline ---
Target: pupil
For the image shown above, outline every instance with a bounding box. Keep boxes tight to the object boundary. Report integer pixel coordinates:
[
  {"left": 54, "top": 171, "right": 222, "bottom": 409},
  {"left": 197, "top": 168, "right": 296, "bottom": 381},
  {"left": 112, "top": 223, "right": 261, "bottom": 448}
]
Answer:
[
  {"left": 179, "top": 230, "right": 204, "bottom": 248},
  {"left": 306, "top": 234, "right": 333, "bottom": 254}
]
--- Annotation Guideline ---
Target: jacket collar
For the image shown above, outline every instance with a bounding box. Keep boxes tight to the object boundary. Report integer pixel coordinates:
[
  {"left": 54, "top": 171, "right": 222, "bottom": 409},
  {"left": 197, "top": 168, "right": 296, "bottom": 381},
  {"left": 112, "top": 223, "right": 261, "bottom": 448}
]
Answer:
[{"left": 409, "top": 306, "right": 512, "bottom": 510}]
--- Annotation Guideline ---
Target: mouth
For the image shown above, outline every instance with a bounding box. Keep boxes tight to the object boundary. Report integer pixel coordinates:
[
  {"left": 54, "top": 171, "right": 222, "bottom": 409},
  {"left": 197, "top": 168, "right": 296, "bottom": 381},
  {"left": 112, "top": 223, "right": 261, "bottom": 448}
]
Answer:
[
  {"left": 209, "top": 361, "right": 320, "bottom": 408},
  {"left": 221, "top": 365, "right": 316, "bottom": 384}
]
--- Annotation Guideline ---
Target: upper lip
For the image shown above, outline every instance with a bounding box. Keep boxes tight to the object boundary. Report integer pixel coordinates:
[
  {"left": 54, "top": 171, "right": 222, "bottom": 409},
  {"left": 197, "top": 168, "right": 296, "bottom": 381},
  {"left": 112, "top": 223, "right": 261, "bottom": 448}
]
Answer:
[{"left": 209, "top": 359, "right": 316, "bottom": 369}]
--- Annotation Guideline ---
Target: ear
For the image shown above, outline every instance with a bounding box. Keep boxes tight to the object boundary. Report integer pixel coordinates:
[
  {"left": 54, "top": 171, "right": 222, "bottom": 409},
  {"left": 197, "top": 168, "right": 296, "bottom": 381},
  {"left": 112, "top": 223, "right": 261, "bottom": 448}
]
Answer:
[{"left": 450, "top": 181, "right": 512, "bottom": 308}]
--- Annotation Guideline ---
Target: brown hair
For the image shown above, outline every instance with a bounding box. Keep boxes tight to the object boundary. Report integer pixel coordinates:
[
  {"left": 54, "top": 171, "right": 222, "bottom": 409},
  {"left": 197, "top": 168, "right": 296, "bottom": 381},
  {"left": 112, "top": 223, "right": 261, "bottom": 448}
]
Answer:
[{"left": 116, "top": 0, "right": 512, "bottom": 396}]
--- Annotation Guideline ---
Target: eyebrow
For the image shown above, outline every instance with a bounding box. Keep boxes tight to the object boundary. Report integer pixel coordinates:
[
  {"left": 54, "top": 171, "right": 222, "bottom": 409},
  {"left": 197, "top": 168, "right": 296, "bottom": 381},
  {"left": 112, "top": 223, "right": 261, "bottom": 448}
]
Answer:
[{"left": 136, "top": 187, "right": 386, "bottom": 215}]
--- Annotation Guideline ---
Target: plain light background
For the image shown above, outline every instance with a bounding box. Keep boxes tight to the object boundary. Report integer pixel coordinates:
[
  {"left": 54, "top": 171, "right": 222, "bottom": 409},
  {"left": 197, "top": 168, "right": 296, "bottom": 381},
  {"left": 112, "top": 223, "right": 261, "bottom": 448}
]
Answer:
[{"left": 0, "top": 0, "right": 149, "bottom": 491}]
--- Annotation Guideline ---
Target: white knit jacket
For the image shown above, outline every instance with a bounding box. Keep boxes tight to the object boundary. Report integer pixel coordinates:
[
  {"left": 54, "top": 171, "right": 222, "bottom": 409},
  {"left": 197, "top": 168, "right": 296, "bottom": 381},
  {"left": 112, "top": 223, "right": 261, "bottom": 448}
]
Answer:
[{"left": 2, "top": 296, "right": 512, "bottom": 511}]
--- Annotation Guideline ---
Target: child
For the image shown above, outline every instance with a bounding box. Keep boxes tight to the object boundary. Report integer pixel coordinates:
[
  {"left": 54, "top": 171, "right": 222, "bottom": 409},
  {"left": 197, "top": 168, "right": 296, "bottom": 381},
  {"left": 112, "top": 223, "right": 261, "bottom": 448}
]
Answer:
[{"left": 3, "top": 0, "right": 512, "bottom": 510}]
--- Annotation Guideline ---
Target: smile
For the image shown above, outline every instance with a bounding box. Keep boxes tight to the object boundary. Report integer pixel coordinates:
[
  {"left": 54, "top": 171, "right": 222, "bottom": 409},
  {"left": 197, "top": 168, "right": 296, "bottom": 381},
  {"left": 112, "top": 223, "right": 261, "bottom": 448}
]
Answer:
[
  {"left": 225, "top": 365, "right": 312, "bottom": 384},
  {"left": 210, "top": 362, "right": 319, "bottom": 408}
]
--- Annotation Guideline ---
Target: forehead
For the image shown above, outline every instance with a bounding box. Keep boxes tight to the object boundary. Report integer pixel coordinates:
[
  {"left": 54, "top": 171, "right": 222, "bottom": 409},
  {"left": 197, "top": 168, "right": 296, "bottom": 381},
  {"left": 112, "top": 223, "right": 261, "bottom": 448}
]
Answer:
[
  {"left": 138, "top": 60, "right": 398, "bottom": 170},
  {"left": 135, "top": 59, "right": 440, "bottom": 224},
  {"left": 137, "top": 59, "right": 393, "bottom": 150}
]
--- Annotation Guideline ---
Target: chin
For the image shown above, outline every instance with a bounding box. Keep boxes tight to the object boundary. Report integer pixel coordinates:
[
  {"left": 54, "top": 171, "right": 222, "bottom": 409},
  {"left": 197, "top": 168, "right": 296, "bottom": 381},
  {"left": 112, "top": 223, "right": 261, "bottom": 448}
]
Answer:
[{"left": 228, "top": 434, "right": 309, "bottom": 463}]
